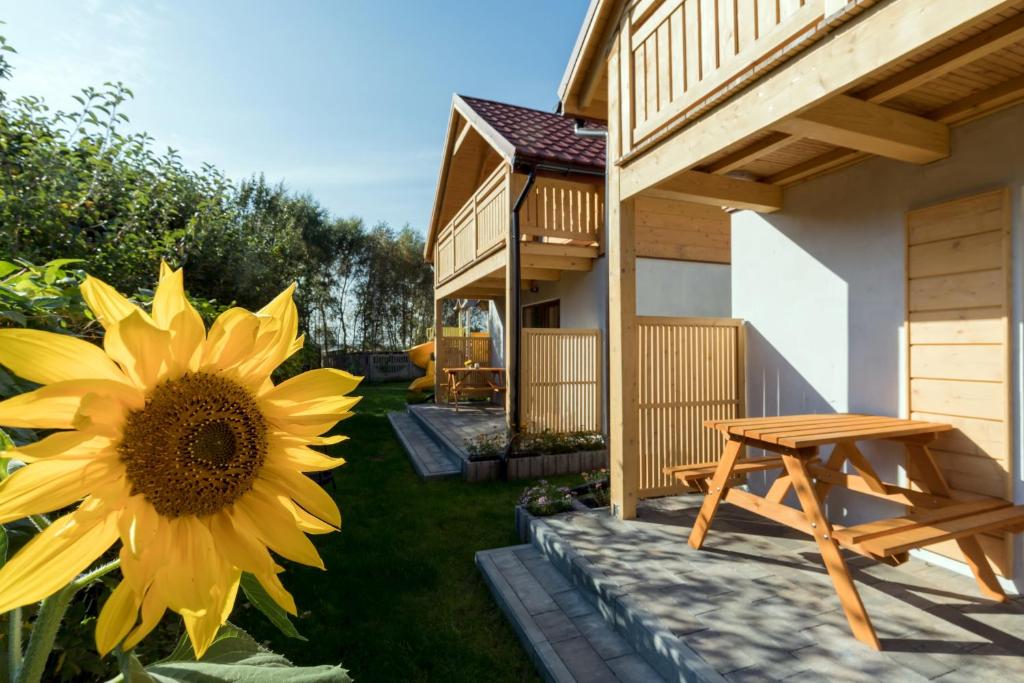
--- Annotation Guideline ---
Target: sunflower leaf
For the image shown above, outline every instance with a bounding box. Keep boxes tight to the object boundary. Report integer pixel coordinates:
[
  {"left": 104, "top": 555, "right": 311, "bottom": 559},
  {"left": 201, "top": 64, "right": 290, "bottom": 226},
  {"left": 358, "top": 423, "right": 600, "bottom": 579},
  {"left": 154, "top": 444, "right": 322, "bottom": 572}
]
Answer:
[
  {"left": 107, "top": 623, "right": 350, "bottom": 682},
  {"left": 239, "top": 573, "right": 307, "bottom": 641}
]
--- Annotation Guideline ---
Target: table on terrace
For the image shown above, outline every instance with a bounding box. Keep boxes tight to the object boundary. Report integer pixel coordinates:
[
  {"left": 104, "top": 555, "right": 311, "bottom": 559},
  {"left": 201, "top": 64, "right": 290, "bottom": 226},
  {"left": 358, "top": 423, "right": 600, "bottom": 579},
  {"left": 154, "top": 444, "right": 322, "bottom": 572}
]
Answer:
[
  {"left": 664, "top": 413, "right": 1024, "bottom": 650},
  {"left": 443, "top": 367, "right": 505, "bottom": 411}
]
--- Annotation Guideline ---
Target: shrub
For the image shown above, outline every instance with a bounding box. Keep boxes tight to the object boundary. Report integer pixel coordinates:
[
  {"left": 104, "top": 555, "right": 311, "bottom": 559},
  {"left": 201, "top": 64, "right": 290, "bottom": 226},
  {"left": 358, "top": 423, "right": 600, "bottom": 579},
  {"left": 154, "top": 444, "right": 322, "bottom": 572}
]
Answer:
[
  {"left": 518, "top": 480, "right": 574, "bottom": 516},
  {"left": 580, "top": 468, "right": 610, "bottom": 507},
  {"left": 514, "top": 430, "right": 606, "bottom": 456},
  {"left": 465, "top": 432, "right": 506, "bottom": 461}
]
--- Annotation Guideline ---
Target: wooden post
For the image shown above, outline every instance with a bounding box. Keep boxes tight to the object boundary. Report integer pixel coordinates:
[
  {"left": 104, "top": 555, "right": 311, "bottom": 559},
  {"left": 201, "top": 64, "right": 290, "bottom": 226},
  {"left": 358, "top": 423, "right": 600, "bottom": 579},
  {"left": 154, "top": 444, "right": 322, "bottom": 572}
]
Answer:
[
  {"left": 504, "top": 250, "right": 516, "bottom": 433},
  {"left": 607, "top": 31, "right": 639, "bottom": 520},
  {"left": 434, "top": 297, "right": 444, "bottom": 402}
]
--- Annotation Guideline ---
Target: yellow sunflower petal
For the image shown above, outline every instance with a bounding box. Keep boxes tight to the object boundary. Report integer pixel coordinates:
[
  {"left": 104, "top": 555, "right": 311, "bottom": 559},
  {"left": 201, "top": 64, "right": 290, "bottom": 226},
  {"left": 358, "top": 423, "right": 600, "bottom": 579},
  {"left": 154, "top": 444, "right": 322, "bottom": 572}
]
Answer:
[
  {"left": 152, "top": 266, "right": 205, "bottom": 375},
  {"left": 211, "top": 509, "right": 276, "bottom": 575},
  {"left": 200, "top": 308, "right": 261, "bottom": 372},
  {"left": 0, "top": 329, "right": 128, "bottom": 385},
  {"left": 0, "top": 509, "right": 119, "bottom": 612},
  {"left": 122, "top": 588, "right": 166, "bottom": 651},
  {"left": 261, "top": 367, "right": 362, "bottom": 403},
  {"left": 9, "top": 431, "right": 113, "bottom": 463},
  {"left": 183, "top": 566, "right": 240, "bottom": 659},
  {"left": 292, "top": 505, "right": 338, "bottom": 535},
  {"left": 95, "top": 581, "right": 141, "bottom": 656},
  {"left": 255, "top": 570, "right": 297, "bottom": 615},
  {"left": 234, "top": 489, "right": 325, "bottom": 569},
  {"left": 234, "top": 284, "right": 298, "bottom": 382},
  {"left": 0, "top": 379, "right": 139, "bottom": 430},
  {"left": 257, "top": 467, "right": 340, "bottom": 528},
  {"left": 0, "top": 456, "right": 121, "bottom": 524},
  {"left": 156, "top": 517, "right": 217, "bottom": 615},
  {"left": 269, "top": 442, "right": 346, "bottom": 472},
  {"left": 80, "top": 275, "right": 145, "bottom": 329},
  {"left": 104, "top": 310, "right": 172, "bottom": 390},
  {"left": 117, "top": 496, "right": 161, "bottom": 559}
]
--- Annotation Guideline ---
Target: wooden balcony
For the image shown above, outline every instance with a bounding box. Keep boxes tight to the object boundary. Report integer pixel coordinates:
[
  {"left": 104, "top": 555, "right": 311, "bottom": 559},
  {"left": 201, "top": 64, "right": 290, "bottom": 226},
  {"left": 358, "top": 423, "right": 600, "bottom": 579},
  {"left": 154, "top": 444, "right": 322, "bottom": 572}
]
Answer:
[
  {"left": 433, "top": 165, "right": 603, "bottom": 295},
  {"left": 623, "top": 0, "right": 857, "bottom": 155}
]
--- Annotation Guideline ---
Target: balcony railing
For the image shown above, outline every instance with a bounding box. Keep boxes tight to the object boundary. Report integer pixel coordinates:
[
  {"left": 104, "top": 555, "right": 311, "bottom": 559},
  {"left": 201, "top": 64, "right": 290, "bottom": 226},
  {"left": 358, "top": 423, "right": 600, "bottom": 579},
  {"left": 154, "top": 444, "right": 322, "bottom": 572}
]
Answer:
[
  {"left": 625, "top": 0, "right": 834, "bottom": 152},
  {"left": 434, "top": 168, "right": 604, "bottom": 286}
]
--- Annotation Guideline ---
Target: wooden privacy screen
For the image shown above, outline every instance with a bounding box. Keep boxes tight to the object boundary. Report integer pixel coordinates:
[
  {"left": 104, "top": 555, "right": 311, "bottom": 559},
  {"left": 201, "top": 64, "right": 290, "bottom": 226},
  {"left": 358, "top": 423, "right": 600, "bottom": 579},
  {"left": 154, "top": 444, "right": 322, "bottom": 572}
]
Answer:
[
  {"left": 438, "top": 335, "right": 492, "bottom": 402},
  {"left": 518, "top": 176, "right": 603, "bottom": 245},
  {"left": 521, "top": 329, "right": 601, "bottom": 434},
  {"left": 637, "top": 317, "right": 746, "bottom": 497},
  {"left": 906, "top": 188, "right": 1014, "bottom": 576}
]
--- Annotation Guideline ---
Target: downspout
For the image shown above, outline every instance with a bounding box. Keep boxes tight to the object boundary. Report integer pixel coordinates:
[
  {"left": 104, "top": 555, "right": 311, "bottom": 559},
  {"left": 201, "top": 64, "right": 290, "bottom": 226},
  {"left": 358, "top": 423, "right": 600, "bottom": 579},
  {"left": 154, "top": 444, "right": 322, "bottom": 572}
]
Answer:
[{"left": 505, "top": 168, "right": 537, "bottom": 469}]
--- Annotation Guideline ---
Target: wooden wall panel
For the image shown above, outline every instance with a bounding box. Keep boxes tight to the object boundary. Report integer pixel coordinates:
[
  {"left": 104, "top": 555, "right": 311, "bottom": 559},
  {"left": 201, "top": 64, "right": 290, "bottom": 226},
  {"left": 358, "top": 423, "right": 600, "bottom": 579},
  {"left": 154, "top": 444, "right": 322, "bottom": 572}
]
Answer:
[
  {"left": 905, "top": 188, "right": 1013, "bottom": 576},
  {"left": 636, "top": 317, "right": 746, "bottom": 496},
  {"left": 521, "top": 329, "right": 601, "bottom": 434},
  {"left": 635, "top": 195, "right": 731, "bottom": 262}
]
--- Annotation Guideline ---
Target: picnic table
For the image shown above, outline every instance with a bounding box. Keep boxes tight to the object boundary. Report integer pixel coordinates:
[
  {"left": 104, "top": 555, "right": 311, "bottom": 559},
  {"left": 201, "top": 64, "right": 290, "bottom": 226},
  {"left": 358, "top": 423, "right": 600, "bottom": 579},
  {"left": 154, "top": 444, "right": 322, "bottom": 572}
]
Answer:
[
  {"left": 664, "top": 414, "right": 1024, "bottom": 650},
  {"left": 443, "top": 366, "right": 505, "bottom": 410}
]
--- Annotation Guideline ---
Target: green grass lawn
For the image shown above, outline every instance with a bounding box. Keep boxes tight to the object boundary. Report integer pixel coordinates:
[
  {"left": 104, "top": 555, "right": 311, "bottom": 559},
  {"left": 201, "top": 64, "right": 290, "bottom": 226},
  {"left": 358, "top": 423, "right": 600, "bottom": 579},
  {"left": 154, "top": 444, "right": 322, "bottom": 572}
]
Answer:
[{"left": 237, "top": 382, "right": 562, "bottom": 683}]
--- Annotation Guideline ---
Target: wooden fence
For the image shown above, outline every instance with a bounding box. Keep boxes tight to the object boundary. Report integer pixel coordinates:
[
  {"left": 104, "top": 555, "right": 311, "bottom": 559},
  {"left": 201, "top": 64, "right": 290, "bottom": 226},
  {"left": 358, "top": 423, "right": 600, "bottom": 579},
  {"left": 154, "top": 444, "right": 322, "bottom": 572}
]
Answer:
[
  {"left": 636, "top": 317, "right": 745, "bottom": 497},
  {"left": 324, "top": 351, "right": 418, "bottom": 383},
  {"left": 437, "top": 334, "right": 493, "bottom": 402},
  {"left": 521, "top": 328, "right": 602, "bottom": 434}
]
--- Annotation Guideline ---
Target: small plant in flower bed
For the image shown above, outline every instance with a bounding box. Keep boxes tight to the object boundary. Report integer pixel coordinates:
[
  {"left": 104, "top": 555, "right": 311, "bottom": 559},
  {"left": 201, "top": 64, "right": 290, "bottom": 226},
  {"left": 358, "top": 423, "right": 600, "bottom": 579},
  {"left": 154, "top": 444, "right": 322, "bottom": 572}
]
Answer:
[
  {"left": 465, "top": 432, "right": 507, "bottom": 461},
  {"left": 519, "top": 480, "right": 575, "bottom": 516},
  {"left": 579, "top": 468, "right": 610, "bottom": 507},
  {"left": 514, "top": 430, "right": 606, "bottom": 456}
]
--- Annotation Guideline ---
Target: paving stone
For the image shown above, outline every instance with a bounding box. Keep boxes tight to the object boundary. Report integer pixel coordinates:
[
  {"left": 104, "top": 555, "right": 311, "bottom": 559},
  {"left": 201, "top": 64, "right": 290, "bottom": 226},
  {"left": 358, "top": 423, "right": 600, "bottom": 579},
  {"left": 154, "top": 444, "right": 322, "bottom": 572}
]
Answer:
[
  {"left": 606, "top": 654, "right": 665, "bottom": 682},
  {"left": 549, "top": 637, "right": 620, "bottom": 683},
  {"left": 554, "top": 588, "right": 597, "bottom": 618},
  {"left": 387, "top": 412, "right": 461, "bottom": 479},
  {"left": 572, "top": 612, "right": 634, "bottom": 660},
  {"left": 535, "top": 609, "right": 582, "bottom": 643}
]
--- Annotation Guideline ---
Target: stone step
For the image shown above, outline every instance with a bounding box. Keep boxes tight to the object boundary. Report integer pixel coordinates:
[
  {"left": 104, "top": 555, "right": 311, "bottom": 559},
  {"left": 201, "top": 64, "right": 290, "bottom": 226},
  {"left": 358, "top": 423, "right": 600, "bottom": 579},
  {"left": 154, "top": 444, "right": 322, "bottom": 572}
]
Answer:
[
  {"left": 386, "top": 412, "right": 461, "bottom": 480},
  {"left": 477, "top": 545, "right": 667, "bottom": 683},
  {"left": 406, "top": 404, "right": 470, "bottom": 463},
  {"left": 525, "top": 515, "right": 728, "bottom": 683}
]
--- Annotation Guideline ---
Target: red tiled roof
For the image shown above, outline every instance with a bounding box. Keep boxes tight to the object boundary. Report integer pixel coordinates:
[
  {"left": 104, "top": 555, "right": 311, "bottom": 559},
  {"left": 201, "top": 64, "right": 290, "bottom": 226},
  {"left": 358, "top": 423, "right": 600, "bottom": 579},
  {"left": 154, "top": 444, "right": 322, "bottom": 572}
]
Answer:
[{"left": 460, "top": 95, "right": 606, "bottom": 172}]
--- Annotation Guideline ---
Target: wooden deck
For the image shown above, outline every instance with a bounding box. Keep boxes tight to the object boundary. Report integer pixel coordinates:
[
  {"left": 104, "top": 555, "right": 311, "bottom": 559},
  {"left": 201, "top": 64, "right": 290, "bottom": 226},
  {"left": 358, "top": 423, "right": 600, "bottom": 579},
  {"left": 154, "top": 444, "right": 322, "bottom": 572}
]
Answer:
[{"left": 536, "top": 495, "right": 1024, "bottom": 681}]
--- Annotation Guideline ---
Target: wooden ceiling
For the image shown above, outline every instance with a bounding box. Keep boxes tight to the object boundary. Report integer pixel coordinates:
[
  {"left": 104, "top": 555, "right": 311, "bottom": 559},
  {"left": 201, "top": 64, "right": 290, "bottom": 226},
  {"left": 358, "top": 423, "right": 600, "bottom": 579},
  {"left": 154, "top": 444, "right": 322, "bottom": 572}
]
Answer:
[{"left": 692, "top": 3, "right": 1024, "bottom": 189}]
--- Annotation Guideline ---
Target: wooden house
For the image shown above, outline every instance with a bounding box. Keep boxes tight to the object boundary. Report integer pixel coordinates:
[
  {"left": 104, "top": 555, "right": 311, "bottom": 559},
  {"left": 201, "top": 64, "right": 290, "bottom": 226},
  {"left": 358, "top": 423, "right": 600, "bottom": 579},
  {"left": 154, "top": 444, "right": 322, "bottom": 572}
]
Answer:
[
  {"left": 560, "top": 0, "right": 1024, "bottom": 587},
  {"left": 425, "top": 94, "right": 734, "bottom": 435}
]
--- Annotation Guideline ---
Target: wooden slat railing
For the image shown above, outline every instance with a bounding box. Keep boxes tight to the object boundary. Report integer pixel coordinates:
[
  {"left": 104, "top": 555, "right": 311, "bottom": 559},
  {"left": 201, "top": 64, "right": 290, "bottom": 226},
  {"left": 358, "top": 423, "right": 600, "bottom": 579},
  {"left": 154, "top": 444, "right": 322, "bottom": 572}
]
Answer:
[
  {"left": 521, "top": 328, "right": 602, "bottom": 434},
  {"left": 437, "top": 334, "right": 492, "bottom": 402},
  {"left": 520, "top": 176, "right": 603, "bottom": 245},
  {"left": 435, "top": 165, "right": 511, "bottom": 286},
  {"left": 636, "top": 316, "right": 745, "bottom": 497},
  {"left": 626, "top": 0, "right": 830, "bottom": 151}
]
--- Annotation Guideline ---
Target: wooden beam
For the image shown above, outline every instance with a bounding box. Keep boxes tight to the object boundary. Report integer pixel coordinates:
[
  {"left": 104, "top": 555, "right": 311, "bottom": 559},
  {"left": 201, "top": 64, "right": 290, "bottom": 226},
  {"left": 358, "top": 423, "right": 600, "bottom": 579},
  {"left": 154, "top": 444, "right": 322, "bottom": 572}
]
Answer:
[
  {"left": 520, "top": 242, "right": 599, "bottom": 259},
  {"left": 451, "top": 119, "right": 472, "bottom": 156},
  {"left": 519, "top": 253, "right": 594, "bottom": 271},
  {"left": 928, "top": 73, "right": 1024, "bottom": 125},
  {"left": 773, "top": 95, "right": 949, "bottom": 164},
  {"left": 618, "top": 0, "right": 1015, "bottom": 195},
  {"left": 702, "top": 133, "right": 794, "bottom": 175},
  {"left": 859, "top": 13, "right": 1024, "bottom": 103},
  {"left": 638, "top": 170, "right": 783, "bottom": 213},
  {"left": 434, "top": 248, "right": 505, "bottom": 299},
  {"left": 433, "top": 298, "right": 444, "bottom": 399},
  {"left": 519, "top": 267, "right": 561, "bottom": 282},
  {"left": 764, "top": 148, "right": 865, "bottom": 186}
]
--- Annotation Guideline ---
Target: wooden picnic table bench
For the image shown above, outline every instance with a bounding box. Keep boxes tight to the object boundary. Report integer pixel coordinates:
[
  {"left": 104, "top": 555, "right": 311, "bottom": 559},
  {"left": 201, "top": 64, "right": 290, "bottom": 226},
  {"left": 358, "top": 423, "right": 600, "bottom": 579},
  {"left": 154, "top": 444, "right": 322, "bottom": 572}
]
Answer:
[
  {"left": 443, "top": 366, "right": 505, "bottom": 411},
  {"left": 664, "top": 413, "right": 1024, "bottom": 651}
]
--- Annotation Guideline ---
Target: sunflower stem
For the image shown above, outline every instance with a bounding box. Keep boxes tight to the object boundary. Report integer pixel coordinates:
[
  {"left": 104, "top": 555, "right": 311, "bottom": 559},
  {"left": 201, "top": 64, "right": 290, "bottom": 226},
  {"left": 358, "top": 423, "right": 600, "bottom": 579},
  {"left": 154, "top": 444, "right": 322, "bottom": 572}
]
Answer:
[
  {"left": 71, "top": 559, "right": 120, "bottom": 590},
  {"left": 14, "top": 586, "right": 74, "bottom": 683},
  {"left": 26, "top": 515, "right": 49, "bottom": 533},
  {"left": 14, "top": 558, "right": 122, "bottom": 683},
  {"left": 7, "top": 607, "right": 22, "bottom": 683}
]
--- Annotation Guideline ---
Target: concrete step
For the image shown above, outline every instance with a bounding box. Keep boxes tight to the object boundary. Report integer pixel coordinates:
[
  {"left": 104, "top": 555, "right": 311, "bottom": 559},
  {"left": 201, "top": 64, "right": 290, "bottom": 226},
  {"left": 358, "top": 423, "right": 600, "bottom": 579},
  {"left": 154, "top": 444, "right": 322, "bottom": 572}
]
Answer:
[
  {"left": 477, "top": 545, "right": 667, "bottom": 683},
  {"left": 406, "top": 404, "right": 470, "bottom": 464},
  {"left": 386, "top": 412, "right": 461, "bottom": 480},
  {"left": 525, "top": 516, "right": 727, "bottom": 683}
]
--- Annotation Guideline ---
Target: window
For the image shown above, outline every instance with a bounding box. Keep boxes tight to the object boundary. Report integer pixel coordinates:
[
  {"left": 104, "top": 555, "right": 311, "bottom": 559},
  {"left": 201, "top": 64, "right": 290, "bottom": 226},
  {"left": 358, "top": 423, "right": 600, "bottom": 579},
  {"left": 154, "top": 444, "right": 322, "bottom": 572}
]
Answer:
[{"left": 522, "top": 300, "right": 559, "bottom": 329}]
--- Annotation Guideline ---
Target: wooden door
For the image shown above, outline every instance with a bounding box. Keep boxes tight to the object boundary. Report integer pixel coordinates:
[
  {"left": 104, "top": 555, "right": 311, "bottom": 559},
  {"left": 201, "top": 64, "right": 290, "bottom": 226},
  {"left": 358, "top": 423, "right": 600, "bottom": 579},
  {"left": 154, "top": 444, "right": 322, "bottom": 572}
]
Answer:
[{"left": 905, "top": 188, "right": 1014, "bottom": 576}]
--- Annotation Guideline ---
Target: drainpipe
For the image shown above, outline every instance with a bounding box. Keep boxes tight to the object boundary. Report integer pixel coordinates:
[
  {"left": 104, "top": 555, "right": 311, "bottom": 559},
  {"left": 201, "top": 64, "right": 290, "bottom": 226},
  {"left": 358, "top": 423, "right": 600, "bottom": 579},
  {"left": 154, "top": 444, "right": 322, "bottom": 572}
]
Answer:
[{"left": 504, "top": 168, "right": 537, "bottom": 471}]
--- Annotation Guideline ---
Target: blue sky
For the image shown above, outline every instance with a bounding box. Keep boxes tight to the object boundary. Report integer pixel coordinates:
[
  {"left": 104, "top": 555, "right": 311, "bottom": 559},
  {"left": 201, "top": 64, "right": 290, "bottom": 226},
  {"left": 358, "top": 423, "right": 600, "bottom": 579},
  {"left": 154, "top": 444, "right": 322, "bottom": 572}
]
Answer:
[{"left": 1, "top": 1, "right": 590, "bottom": 233}]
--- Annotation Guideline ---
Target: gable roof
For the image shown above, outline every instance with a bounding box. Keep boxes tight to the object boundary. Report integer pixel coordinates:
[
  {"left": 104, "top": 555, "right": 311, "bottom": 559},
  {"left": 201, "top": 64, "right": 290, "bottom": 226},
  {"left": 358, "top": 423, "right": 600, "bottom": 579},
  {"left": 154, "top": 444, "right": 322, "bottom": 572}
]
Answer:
[
  {"left": 425, "top": 94, "right": 607, "bottom": 261},
  {"left": 458, "top": 95, "right": 606, "bottom": 172}
]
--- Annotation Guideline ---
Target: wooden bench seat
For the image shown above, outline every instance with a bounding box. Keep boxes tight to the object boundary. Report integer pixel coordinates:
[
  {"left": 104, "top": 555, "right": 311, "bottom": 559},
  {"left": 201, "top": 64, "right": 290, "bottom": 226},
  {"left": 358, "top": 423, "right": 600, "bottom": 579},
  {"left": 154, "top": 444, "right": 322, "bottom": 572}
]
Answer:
[
  {"left": 663, "top": 456, "right": 785, "bottom": 483},
  {"left": 841, "top": 504, "right": 1024, "bottom": 557}
]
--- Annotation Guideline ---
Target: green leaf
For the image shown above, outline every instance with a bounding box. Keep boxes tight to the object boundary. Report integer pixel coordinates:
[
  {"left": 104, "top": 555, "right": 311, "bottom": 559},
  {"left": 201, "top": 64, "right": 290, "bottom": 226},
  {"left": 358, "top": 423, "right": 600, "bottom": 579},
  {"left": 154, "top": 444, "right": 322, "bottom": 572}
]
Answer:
[
  {"left": 0, "top": 523, "right": 7, "bottom": 569},
  {"left": 239, "top": 573, "right": 306, "bottom": 641},
  {"left": 109, "top": 624, "right": 349, "bottom": 683}
]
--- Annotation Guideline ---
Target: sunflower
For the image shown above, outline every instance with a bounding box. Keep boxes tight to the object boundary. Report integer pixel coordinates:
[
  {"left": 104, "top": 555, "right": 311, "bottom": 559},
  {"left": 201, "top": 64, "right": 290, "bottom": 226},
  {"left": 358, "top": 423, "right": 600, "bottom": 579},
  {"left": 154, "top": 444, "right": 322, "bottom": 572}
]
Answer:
[{"left": 0, "top": 264, "right": 360, "bottom": 657}]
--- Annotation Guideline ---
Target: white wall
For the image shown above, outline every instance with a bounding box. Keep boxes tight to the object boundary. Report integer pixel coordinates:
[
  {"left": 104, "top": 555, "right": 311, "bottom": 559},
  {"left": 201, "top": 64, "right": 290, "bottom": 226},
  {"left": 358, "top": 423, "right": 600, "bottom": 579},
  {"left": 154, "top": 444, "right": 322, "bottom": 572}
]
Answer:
[
  {"left": 487, "top": 299, "right": 504, "bottom": 368},
  {"left": 637, "top": 259, "right": 731, "bottom": 318},
  {"left": 732, "top": 102, "right": 1024, "bottom": 588},
  {"left": 521, "top": 257, "right": 608, "bottom": 329}
]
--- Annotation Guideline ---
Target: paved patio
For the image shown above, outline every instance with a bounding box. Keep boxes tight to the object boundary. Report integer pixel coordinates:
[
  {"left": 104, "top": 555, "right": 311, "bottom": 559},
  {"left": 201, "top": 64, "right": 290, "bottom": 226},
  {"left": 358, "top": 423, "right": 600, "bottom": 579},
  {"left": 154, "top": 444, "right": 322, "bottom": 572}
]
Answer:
[
  {"left": 531, "top": 495, "right": 1024, "bottom": 682},
  {"left": 407, "top": 402, "right": 505, "bottom": 458}
]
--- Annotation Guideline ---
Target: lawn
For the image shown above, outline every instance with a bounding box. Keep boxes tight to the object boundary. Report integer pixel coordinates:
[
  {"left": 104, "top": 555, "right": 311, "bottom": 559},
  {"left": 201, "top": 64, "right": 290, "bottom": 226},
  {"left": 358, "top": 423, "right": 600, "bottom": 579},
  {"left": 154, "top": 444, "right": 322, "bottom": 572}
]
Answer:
[{"left": 237, "top": 381, "right": 557, "bottom": 683}]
